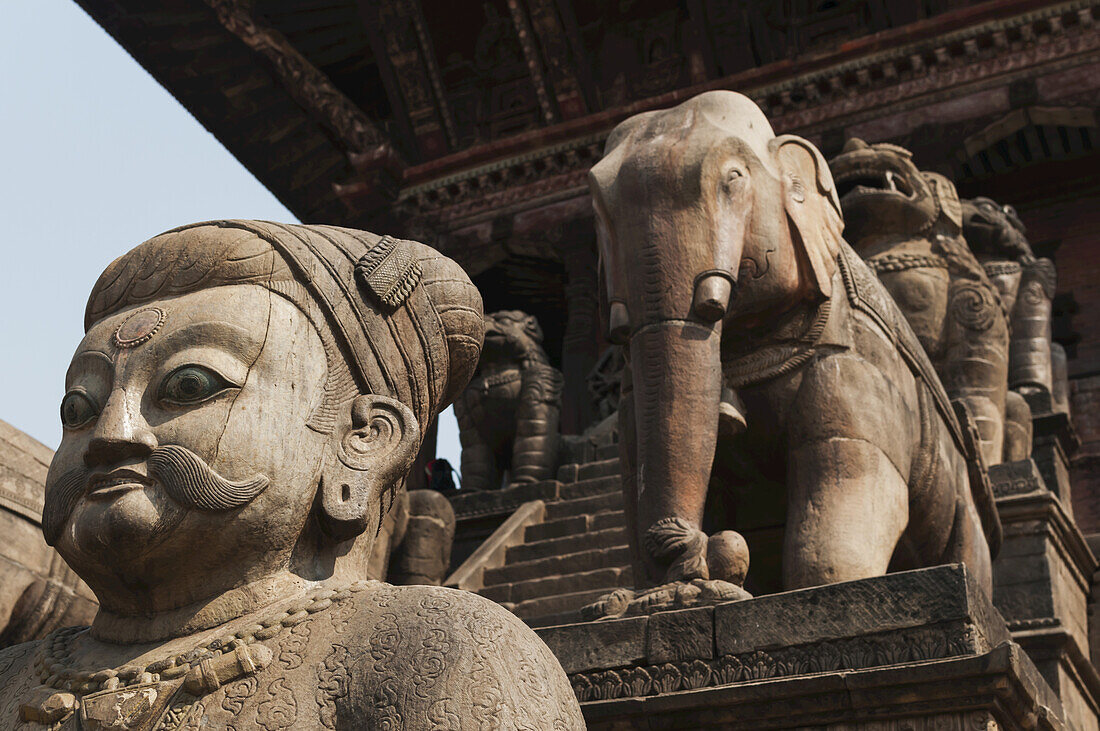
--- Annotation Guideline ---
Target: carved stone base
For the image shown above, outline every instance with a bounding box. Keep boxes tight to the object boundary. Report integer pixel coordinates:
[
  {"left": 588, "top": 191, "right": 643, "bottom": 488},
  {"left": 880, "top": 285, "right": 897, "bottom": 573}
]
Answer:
[
  {"left": 537, "top": 565, "right": 1068, "bottom": 729},
  {"left": 989, "top": 458, "right": 1100, "bottom": 731}
]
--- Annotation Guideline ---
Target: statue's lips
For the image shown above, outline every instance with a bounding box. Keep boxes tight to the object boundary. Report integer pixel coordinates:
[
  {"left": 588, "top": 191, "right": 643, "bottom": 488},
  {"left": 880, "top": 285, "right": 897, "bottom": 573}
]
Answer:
[
  {"left": 86, "top": 469, "right": 151, "bottom": 499},
  {"left": 832, "top": 164, "right": 916, "bottom": 203}
]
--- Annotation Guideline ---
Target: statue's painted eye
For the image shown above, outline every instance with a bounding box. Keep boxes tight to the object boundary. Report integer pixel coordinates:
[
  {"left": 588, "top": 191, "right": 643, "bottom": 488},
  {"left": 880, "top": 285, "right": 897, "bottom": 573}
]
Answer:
[
  {"left": 60, "top": 391, "right": 99, "bottom": 429},
  {"left": 160, "top": 366, "right": 233, "bottom": 405}
]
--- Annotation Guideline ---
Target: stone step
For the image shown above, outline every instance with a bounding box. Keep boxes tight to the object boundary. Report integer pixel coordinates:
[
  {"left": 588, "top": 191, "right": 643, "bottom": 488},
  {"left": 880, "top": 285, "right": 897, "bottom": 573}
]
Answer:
[
  {"left": 596, "top": 443, "right": 619, "bottom": 461},
  {"left": 524, "top": 509, "right": 626, "bottom": 542},
  {"left": 510, "top": 587, "right": 614, "bottom": 620},
  {"left": 478, "top": 565, "right": 632, "bottom": 605},
  {"left": 560, "top": 475, "right": 620, "bottom": 501},
  {"left": 544, "top": 491, "right": 622, "bottom": 520},
  {"left": 482, "top": 544, "right": 633, "bottom": 586},
  {"left": 557, "top": 457, "right": 621, "bottom": 484},
  {"left": 506, "top": 525, "right": 629, "bottom": 564},
  {"left": 524, "top": 608, "right": 585, "bottom": 629}
]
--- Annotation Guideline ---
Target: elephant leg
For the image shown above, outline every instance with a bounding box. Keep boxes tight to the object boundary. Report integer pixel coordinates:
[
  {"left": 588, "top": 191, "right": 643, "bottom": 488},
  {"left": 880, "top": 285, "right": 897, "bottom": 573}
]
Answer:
[
  {"left": 455, "top": 395, "right": 498, "bottom": 491},
  {"left": 784, "top": 438, "right": 908, "bottom": 589},
  {"left": 510, "top": 364, "right": 564, "bottom": 484},
  {"left": 618, "top": 363, "right": 647, "bottom": 591},
  {"left": 783, "top": 353, "right": 915, "bottom": 590}
]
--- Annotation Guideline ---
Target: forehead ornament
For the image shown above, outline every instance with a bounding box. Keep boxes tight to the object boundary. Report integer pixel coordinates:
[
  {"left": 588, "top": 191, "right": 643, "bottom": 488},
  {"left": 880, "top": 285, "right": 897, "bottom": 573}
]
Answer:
[{"left": 113, "top": 306, "right": 167, "bottom": 348}]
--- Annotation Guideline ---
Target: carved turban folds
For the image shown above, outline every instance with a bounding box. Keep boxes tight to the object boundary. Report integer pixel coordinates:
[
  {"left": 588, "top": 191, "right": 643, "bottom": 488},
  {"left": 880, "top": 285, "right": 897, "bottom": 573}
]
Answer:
[{"left": 84, "top": 221, "right": 484, "bottom": 439}]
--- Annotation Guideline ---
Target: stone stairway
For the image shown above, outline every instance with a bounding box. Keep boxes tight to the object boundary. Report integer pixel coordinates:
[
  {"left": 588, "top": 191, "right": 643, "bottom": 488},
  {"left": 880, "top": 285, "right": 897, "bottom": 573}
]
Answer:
[{"left": 475, "top": 444, "right": 635, "bottom": 627}]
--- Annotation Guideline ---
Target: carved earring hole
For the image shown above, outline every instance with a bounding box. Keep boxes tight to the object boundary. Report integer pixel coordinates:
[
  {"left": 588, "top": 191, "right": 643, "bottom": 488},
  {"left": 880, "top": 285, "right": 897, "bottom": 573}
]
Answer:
[{"left": 341, "top": 483, "right": 351, "bottom": 502}]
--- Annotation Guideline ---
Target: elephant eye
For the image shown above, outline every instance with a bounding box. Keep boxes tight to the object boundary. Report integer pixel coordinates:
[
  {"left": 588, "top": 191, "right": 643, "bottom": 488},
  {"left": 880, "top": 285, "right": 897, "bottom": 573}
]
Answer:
[{"left": 159, "top": 365, "right": 235, "bottom": 406}]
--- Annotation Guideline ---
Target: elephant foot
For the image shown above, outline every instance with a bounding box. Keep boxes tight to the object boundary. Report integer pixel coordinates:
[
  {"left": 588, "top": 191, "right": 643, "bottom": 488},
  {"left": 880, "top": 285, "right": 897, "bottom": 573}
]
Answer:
[{"left": 580, "top": 579, "right": 752, "bottom": 620}]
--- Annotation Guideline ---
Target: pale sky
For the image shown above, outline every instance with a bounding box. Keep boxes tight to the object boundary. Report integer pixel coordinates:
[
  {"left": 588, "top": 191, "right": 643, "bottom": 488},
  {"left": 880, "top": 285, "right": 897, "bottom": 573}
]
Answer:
[{"left": 0, "top": 0, "right": 461, "bottom": 463}]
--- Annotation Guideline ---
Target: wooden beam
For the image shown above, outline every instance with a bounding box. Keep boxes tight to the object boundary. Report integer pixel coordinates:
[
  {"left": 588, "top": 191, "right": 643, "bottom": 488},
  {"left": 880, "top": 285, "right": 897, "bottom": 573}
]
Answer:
[
  {"left": 203, "top": 0, "right": 391, "bottom": 156},
  {"left": 523, "top": 0, "right": 589, "bottom": 120},
  {"left": 505, "top": 0, "right": 558, "bottom": 125},
  {"left": 364, "top": 0, "right": 456, "bottom": 159}
]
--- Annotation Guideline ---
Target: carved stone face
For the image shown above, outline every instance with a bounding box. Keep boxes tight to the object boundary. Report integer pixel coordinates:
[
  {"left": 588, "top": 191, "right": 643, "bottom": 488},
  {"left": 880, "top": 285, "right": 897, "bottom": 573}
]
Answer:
[
  {"left": 481, "top": 310, "right": 543, "bottom": 363},
  {"left": 829, "top": 139, "right": 937, "bottom": 245},
  {"left": 45, "top": 284, "right": 328, "bottom": 608},
  {"left": 962, "top": 196, "right": 1031, "bottom": 261}
]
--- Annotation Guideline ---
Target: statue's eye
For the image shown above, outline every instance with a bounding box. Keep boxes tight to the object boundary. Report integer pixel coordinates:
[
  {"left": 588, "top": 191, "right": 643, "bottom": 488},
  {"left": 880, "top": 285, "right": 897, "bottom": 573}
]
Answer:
[
  {"left": 159, "top": 366, "right": 233, "bottom": 405},
  {"left": 60, "top": 391, "right": 99, "bottom": 429}
]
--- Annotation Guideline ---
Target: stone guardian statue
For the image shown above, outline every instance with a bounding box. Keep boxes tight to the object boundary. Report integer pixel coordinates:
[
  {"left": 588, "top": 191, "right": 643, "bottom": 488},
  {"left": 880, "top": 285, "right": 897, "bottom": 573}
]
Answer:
[
  {"left": 454, "top": 310, "right": 563, "bottom": 491},
  {"left": 0, "top": 221, "right": 583, "bottom": 730}
]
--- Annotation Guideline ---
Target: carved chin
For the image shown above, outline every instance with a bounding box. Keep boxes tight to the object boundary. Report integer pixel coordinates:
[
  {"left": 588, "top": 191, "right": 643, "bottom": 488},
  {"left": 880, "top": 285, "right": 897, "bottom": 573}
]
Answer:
[{"left": 64, "top": 486, "right": 185, "bottom": 565}]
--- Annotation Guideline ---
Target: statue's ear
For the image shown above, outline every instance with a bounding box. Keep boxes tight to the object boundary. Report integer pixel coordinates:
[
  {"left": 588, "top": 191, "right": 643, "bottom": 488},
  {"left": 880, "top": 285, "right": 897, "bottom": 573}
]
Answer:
[
  {"left": 922, "top": 171, "right": 962, "bottom": 230},
  {"left": 773, "top": 135, "right": 844, "bottom": 300},
  {"left": 317, "top": 394, "right": 420, "bottom": 543}
]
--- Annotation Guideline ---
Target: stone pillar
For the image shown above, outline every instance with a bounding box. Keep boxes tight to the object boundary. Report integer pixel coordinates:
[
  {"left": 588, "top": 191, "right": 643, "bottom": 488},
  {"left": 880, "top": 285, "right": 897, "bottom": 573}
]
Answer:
[
  {"left": 559, "top": 223, "right": 602, "bottom": 435},
  {"left": 989, "top": 454, "right": 1100, "bottom": 729}
]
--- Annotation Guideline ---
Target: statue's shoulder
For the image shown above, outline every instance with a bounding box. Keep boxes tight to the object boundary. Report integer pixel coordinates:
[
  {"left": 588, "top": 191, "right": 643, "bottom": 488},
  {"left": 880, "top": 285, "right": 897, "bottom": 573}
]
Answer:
[
  {"left": 0, "top": 639, "right": 38, "bottom": 677},
  {"left": 342, "top": 584, "right": 584, "bottom": 729},
  {"left": 0, "top": 639, "right": 42, "bottom": 709}
]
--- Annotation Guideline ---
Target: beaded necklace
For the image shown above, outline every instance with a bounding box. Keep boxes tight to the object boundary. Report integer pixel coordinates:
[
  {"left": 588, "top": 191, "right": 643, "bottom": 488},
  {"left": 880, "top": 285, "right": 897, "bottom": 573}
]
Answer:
[{"left": 33, "top": 579, "right": 374, "bottom": 695}]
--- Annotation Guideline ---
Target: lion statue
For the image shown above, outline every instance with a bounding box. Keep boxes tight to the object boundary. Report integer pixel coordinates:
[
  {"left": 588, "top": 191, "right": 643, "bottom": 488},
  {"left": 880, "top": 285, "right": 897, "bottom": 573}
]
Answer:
[{"left": 455, "top": 310, "right": 563, "bottom": 491}]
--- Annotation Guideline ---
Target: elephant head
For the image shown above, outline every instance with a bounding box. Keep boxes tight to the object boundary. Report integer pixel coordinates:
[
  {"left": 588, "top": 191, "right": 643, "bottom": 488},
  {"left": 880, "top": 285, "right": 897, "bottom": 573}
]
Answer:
[
  {"left": 588, "top": 90, "right": 843, "bottom": 587},
  {"left": 829, "top": 138, "right": 962, "bottom": 249}
]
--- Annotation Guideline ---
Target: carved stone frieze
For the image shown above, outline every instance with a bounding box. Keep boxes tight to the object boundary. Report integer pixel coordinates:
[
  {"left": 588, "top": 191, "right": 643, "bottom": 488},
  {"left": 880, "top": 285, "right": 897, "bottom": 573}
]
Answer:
[{"left": 568, "top": 622, "right": 980, "bottom": 703}]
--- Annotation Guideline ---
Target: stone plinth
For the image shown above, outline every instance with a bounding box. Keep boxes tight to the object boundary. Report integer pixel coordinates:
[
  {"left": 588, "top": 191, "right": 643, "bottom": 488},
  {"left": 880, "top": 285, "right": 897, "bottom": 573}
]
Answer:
[
  {"left": 538, "top": 565, "right": 1065, "bottom": 729},
  {"left": 990, "top": 458, "right": 1100, "bottom": 730}
]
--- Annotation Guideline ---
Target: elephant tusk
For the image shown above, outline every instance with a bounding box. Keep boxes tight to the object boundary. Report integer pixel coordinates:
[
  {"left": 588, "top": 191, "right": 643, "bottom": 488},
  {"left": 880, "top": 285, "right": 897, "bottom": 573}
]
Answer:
[
  {"left": 692, "top": 273, "right": 733, "bottom": 322},
  {"left": 608, "top": 301, "right": 631, "bottom": 344}
]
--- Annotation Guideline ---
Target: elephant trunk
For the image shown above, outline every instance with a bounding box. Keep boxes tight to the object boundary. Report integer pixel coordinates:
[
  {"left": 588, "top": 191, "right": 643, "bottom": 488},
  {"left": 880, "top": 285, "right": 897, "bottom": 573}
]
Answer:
[{"left": 629, "top": 316, "right": 722, "bottom": 587}]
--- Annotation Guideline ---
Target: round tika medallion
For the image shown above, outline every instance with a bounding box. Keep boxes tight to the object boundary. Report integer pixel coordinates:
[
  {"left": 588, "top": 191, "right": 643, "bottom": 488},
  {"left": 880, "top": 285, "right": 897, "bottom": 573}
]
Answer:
[{"left": 113, "top": 307, "right": 166, "bottom": 348}]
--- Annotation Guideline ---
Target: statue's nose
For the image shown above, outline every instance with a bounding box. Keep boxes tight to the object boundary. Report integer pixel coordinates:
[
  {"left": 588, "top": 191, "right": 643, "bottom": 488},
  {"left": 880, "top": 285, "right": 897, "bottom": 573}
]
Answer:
[{"left": 84, "top": 388, "right": 156, "bottom": 469}]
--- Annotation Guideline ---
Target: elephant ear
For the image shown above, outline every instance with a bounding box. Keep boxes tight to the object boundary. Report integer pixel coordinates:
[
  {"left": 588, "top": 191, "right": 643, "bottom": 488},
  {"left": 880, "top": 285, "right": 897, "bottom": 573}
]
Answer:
[
  {"left": 774, "top": 135, "right": 844, "bottom": 300},
  {"left": 922, "top": 171, "right": 963, "bottom": 231}
]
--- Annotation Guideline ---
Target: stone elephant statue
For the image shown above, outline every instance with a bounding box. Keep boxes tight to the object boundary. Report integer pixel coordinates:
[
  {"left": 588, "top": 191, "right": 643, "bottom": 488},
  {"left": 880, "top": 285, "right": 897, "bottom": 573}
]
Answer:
[
  {"left": 455, "top": 311, "right": 563, "bottom": 491},
  {"left": 828, "top": 139, "right": 1011, "bottom": 468},
  {"left": 585, "top": 91, "right": 999, "bottom": 616}
]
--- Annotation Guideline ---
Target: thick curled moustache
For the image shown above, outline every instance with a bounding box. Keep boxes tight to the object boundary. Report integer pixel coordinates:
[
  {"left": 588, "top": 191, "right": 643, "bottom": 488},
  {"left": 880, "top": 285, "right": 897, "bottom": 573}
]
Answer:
[
  {"left": 42, "top": 445, "right": 270, "bottom": 546},
  {"left": 150, "top": 445, "right": 270, "bottom": 511}
]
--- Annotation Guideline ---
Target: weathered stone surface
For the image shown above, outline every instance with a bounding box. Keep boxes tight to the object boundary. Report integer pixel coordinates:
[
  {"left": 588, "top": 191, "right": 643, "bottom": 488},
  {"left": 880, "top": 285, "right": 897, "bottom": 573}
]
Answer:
[
  {"left": 715, "top": 564, "right": 1007, "bottom": 657},
  {"left": 450, "top": 479, "right": 560, "bottom": 519},
  {"left": 540, "top": 616, "right": 648, "bottom": 675},
  {"left": 540, "top": 566, "right": 1063, "bottom": 729},
  {"left": 992, "top": 478, "right": 1099, "bottom": 731},
  {"left": 991, "top": 458, "right": 1048, "bottom": 497},
  {"left": 0, "top": 222, "right": 582, "bottom": 729},
  {"left": 647, "top": 606, "right": 714, "bottom": 664}
]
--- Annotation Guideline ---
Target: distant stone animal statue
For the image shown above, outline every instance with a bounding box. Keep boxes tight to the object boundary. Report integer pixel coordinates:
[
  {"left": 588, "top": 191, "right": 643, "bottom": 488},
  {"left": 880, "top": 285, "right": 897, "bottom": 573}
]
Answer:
[
  {"left": 365, "top": 487, "right": 456, "bottom": 587},
  {"left": 0, "top": 420, "right": 97, "bottom": 649},
  {"left": 455, "top": 310, "right": 563, "bottom": 491},
  {"left": 585, "top": 91, "right": 999, "bottom": 617},
  {"left": 962, "top": 196, "right": 1063, "bottom": 443},
  {"left": 829, "top": 139, "right": 1011, "bottom": 467}
]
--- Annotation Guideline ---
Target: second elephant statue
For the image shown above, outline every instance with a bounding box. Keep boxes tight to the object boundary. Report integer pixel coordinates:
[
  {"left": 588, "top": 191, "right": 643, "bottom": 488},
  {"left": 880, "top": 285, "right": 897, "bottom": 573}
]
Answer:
[{"left": 585, "top": 91, "right": 999, "bottom": 616}]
